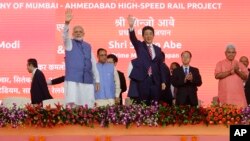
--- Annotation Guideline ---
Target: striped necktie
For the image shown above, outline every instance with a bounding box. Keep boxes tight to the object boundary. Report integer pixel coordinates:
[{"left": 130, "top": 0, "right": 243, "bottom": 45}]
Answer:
[
  {"left": 148, "top": 45, "right": 152, "bottom": 75},
  {"left": 148, "top": 45, "right": 153, "bottom": 59}
]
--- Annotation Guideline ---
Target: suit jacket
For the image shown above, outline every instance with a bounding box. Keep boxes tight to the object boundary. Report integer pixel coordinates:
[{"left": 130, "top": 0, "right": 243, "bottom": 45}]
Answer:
[
  {"left": 244, "top": 68, "right": 250, "bottom": 104},
  {"left": 160, "top": 63, "right": 173, "bottom": 104},
  {"left": 118, "top": 71, "right": 127, "bottom": 93},
  {"left": 245, "top": 69, "right": 250, "bottom": 89},
  {"left": 51, "top": 76, "right": 65, "bottom": 85},
  {"left": 162, "top": 63, "right": 171, "bottom": 90},
  {"left": 117, "top": 70, "right": 127, "bottom": 105},
  {"left": 129, "top": 30, "right": 165, "bottom": 84},
  {"left": 128, "top": 59, "right": 140, "bottom": 98},
  {"left": 171, "top": 66, "right": 202, "bottom": 100},
  {"left": 30, "top": 69, "right": 52, "bottom": 104}
]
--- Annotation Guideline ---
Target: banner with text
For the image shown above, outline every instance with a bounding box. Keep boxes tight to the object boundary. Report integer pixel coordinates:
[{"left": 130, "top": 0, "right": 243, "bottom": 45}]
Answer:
[{"left": 0, "top": 0, "right": 249, "bottom": 105}]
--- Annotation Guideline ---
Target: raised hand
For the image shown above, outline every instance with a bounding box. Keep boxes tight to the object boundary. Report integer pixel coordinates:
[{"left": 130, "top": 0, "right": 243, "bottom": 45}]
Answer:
[
  {"left": 127, "top": 15, "right": 135, "bottom": 28},
  {"left": 65, "top": 9, "right": 73, "bottom": 24}
]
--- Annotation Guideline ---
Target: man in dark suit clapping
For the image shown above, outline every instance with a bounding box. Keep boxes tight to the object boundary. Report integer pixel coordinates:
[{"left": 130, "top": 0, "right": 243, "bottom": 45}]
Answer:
[{"left": 171, "top": 51, "right": 202, "bottom": 106}]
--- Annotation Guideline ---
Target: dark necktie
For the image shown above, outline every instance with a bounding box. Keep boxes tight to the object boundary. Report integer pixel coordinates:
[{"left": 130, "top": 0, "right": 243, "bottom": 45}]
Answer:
[{"left": 184, "top": 67, "right": 188, "bottom": 75}]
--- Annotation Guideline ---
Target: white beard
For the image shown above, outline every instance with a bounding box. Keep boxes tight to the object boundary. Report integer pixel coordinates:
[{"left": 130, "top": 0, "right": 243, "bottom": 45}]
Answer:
[{"left": 74, "top": 37, "right": 83, "bottom": 41}]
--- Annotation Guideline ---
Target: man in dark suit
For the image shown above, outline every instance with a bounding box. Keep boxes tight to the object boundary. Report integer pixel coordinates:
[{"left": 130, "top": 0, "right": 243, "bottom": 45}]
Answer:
[
  {"left": 170, "top": 62, "right": 181, "bottom": 104},
  {"left": 127, "top": 58, "right": 140, "bottom": 104},
  {"left": 47, "top": 76, "right": 65, "bottom": 85},
  {"left": 240, "top": 56, "right": 250, "bottom": 105},
  {"left": 27, "top": 58, "right": 52, "bottom": 104},
  {"left": 127, "top": 15, "right": 166, "bottom": 105},
  {"left": 107, "top": 54, "right": 127, "bottom": 105},
  {"left": 171, "top": 51, "right": 202, "bottom": 106},
  {"left": 160, "top": 52, "right": 173, "bottom": 105}
]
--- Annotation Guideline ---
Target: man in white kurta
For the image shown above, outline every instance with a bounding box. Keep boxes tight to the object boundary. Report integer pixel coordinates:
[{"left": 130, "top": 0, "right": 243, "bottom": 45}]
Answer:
[
  {"left": 95, "top": 48, "right": 120, "bottom": 106},
  {"left": 63, "top": 9, "right": 100, "bottom": 108}
]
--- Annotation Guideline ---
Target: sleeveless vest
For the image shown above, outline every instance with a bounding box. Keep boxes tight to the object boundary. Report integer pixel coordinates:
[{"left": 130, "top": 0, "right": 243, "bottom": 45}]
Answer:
[
  {"left": 65, "top": 39, "right": 93, "bottom": 83},
  {"left": 95, "top": 63, "right": 115, "bottom": 99}
]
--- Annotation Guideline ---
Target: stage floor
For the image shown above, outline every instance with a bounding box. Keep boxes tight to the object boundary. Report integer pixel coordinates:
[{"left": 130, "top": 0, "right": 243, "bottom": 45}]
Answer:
[{"left": 0, "top": 124, "right": 230, "bottom": 141}]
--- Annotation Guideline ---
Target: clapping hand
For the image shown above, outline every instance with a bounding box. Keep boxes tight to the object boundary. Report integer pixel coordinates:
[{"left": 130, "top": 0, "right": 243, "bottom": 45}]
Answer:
[
  {"left": 185, "top": 72, "right": 193, "bottom": 82},
  {"left": 186, "top": 72, "right": 193, "bottom": 81}
]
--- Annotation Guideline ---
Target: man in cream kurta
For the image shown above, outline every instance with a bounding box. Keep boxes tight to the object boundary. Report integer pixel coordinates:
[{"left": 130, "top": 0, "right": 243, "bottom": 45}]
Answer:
[{"left": 63, "top": 9, "right": 100, "bottom": 108}]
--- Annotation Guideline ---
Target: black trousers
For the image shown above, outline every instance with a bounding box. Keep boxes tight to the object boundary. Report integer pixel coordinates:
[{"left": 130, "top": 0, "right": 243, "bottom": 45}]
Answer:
[
  {"left": 138, "top": 75, "right": 160, "bottom": 105},
  {"left": 245, "top": 89, "right": 250, "bottom": 105}
]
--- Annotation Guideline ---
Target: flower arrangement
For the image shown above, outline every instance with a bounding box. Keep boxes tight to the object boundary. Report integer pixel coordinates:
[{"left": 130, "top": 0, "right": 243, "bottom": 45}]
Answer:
[
  {"left": 241, "top": 105, "right": 250, "bottom": 125},
  {"left": 158, "top": 103, "right": 207, "bottom": 126},
  {"left": 0, "top": 102, "right": 249, "bottom": 128},
  {"left": 205, "top": 103, "right": 242, "bottom": 126},
  {"left": 0, "top": 103, "right": 27, "bottom": 128},
  {"left": 24, "top": 103, "right": 95, "bottom": 127},
  {"left": 94, "top": 102, "right": 159, "bottom": 128}
]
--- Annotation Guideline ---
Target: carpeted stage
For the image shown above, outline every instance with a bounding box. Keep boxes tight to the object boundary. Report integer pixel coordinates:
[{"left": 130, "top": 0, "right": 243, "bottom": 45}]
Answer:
[{"left": 0, "top": 124, "right": 229, "bottom": 141}]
